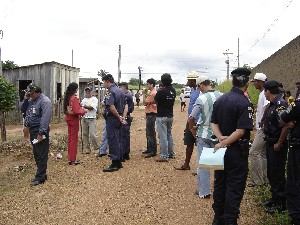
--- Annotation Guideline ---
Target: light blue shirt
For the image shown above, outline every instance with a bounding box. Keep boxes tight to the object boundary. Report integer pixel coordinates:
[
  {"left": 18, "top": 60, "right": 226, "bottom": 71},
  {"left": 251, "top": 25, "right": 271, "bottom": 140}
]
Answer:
[
  {"left": 190, "top": 90, "right": 222, "bottom": 139},
  {"left": 188, "top": 87, "right": 201, "bottom": 119}
]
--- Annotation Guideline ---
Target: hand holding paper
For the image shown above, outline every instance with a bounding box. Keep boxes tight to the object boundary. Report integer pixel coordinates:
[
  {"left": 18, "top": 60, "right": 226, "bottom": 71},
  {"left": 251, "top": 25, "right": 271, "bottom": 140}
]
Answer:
[{"left": 199, "top": 147, "right": 227, "bottom": 170}]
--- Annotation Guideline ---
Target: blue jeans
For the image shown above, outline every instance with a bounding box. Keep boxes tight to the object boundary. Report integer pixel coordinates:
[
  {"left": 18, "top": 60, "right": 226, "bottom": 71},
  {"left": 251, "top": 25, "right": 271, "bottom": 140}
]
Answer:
[
  {"left": 156, "top": 117, "right": 174, "bottom": 159},
  {"left": 197, "top": 137, "right": 213, "bottom": 197},
  {"left": 99, "top": 122, "right": 108, "bottom": 154}
]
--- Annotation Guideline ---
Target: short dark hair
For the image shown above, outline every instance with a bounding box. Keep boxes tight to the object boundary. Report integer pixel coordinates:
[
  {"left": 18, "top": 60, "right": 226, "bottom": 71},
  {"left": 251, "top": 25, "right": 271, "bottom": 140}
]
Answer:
[
  {"left": 146, "top": 78, "right": 156, "bottom": 86},
  {"left": 161, "top": 73, "right": 172, "bottom": 86},
  {"left": 286, "top": 90, "right": 291, "bottom": 96},
  {"left": 232, "top": 75, "right": 249, "bottom": 88},
  {"left": 201, "top": 80, "right": 211, "bottom": 86},
  {"left": 119, "top": 82, "right": 128, "bottom": 89},
  {"left": 102, "top": 74, "right": 114, "bottom": 83}
]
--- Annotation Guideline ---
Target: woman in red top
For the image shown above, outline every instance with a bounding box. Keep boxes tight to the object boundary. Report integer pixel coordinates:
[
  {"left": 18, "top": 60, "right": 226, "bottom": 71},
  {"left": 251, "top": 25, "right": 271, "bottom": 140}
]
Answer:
[{"left": 63, "top": 82, "right": 87, "bottom": 165}]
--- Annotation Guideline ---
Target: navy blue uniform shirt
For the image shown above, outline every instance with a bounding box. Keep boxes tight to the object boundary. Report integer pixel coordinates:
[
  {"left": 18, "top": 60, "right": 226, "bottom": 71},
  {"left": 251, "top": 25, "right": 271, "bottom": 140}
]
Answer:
[
  {"left": 104, "top": 84, "right": 125, "bottom": 116},
  {"left": 263, "top": 94, "right": 288, "bottom": 138},
  {"left": 211, "top": 87, "right": 253, "bottom": 141},
  {"left": 125, "top": 91, "right": 134, "bottom": 115},
  {"left": 21, "top": 93, "right": 52, "bottom": 134},
  {"left": 281, "top": 98, "right": 300, "bottom": 138}
]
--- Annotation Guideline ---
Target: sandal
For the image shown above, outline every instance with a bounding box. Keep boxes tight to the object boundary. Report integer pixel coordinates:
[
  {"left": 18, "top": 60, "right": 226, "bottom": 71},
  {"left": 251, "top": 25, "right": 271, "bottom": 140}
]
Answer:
[
  {"left": 68, "top": 160, "right": 81, "bottom": 165},
  {"left": 174, "top": 165, "right": 190, "bottom": 170}
]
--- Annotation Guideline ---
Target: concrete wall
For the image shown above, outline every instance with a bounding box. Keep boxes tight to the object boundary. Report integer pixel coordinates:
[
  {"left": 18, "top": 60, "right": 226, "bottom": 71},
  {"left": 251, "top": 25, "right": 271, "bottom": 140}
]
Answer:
[{"left": 251, "top": 35, "right": 300, "bottom": 96}]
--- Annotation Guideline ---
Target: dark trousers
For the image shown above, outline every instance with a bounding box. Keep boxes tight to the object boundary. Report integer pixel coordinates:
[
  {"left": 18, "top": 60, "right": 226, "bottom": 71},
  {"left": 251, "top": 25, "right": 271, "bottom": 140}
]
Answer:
[
  {"left": 121, "top": 117, "right": 131, "bottom": 158},
  {"left": 29, "top": 127, "right": 49, "bottom": 181},
  {"left": 266, "top": 140, "right": 287, "bottom": 201},
  {"left": 146, "top": 113, "right": 157, "bottom": 154},
  {"left": 212, "top": 146, "right": 248, "bottom": 224},
  {"left": 286, "top": 144, "right": 300, "bottom": 223},
  {"left": 106, "top": 116, "right": 122, "bottom": 161}
]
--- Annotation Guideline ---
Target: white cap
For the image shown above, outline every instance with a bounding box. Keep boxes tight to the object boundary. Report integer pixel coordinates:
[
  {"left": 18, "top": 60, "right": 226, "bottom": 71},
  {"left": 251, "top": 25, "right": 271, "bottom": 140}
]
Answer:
[
  {"left": 186, "top": 71, "right": 199, "bottom": 79},
  {"left": 196, "top": 75, "right": 209, "bottom": 85},
  {"left": 251, "top": 73, "right": 267, "bottom": 82}
]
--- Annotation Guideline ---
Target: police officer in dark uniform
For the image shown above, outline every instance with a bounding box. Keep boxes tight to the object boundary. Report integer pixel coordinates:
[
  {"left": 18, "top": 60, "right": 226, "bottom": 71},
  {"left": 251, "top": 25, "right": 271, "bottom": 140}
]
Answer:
[
  {"left": 119, "top": 82, "right": 134, "bottom": 161},
  {"left": 21, "top": 84, "right": 52, "bottom": 186},
  {"left": 211, "top": 68, "right": 254, "bottom": 225},
  {"left": 280, "top": 98, "right": 300, "bottom": 225},
  {"left": 102, "top": 74, "right": 125, "bottom": 172},
  {"left": 262, "top": 80, "right": 288, "bottom": 214}
]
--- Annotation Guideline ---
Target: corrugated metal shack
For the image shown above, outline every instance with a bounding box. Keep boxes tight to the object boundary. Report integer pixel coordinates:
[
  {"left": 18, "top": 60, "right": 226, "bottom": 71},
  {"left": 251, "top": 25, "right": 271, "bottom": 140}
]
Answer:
[{"left": 2, "top": 61, "right": 80, "bottom": 103}]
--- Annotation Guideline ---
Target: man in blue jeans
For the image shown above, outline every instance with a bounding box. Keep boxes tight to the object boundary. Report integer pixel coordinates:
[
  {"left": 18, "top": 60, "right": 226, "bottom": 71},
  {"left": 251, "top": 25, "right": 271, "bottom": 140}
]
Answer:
[
  {"left": 153, "top": 73, "right": 176, "bottom": 162},
  {"left": 97, "top": 121, "right": 108, "bottom": 157},
  {"left": 189, "top": 75, "right": 222, "bottom": 198}
]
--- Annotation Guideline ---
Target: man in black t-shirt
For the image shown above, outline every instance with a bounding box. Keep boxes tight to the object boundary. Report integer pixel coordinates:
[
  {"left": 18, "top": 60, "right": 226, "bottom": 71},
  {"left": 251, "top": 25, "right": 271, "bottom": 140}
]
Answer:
[{"left": 153, "top": 73, "right": 176, "bottom": 162}]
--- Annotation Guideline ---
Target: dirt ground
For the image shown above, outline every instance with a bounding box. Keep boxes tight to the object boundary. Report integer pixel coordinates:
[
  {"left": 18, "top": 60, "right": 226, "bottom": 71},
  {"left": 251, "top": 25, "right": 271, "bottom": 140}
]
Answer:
[{"left": 0, "top": 100, "right": 264, "bottom": 225}]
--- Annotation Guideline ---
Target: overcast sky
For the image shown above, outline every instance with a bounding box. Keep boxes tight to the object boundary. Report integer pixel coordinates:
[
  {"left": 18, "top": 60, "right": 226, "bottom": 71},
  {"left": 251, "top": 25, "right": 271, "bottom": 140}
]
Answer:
[{"left": 0, "top": 0, "right": 299, "bottom": 84}]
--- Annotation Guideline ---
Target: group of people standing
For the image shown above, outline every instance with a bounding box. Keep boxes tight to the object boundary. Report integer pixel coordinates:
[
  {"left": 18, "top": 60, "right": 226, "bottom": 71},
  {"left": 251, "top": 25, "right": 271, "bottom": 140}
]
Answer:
[
  {"left": 172, "top": 69, "right": 300, "bottom": 225},
  {"left": 140, "top": 74, "right": 177, "bottom": 161},
  {"left": 21, "top": 68, "right": 299, "bottom": 224}
]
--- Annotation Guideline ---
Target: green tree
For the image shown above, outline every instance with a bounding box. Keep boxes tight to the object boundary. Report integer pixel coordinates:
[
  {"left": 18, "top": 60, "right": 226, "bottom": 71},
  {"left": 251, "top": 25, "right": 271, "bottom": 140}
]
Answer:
[
  {"left": 0, "top": 76, "right": 17, "bottom": 142},
  {"left": 1, "top": 60, "right": 19, "bottom": 70},
  {"left": 129, "top": 78, "right": 143, "bottom": 86},
  {"left": 97, "top": 69, "right": 109, "bottom": 79}
]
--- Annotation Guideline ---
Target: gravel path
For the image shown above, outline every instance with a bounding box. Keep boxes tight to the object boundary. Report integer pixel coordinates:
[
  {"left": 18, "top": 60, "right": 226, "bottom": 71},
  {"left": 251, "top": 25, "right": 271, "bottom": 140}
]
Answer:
[{"left": 0, "top": 101, "right": 262, "bottom": 225}]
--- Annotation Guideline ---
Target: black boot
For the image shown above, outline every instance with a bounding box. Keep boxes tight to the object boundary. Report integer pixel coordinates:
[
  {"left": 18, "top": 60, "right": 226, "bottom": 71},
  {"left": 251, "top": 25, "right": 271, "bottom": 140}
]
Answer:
[
  {"left": 291, "top": 218, "right": 300, "bottom": 225},
  {"left": 262, "top": 198, "right": 275, "bottom": 208},
  {"left": 212, "top": 215, "right": 225, "bottom": 225},
  {"left": 103, "top": 160, "right": 121, "bottom": 172},
  {"left": 266, "top": 199, "right": 286, "bottom": 214}
]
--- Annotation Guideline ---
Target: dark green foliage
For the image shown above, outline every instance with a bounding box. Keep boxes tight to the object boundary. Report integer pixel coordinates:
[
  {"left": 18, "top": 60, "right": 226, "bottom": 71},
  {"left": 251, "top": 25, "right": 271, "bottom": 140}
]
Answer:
[
  {"left": 0, "top": 76, "right": 16, "bottom": 113},
  {"left": 97, "top": 69, "right": 109, "bottom": 79},
  {"left": 1, "top": 60, "right": 19, "bottom": 70}
]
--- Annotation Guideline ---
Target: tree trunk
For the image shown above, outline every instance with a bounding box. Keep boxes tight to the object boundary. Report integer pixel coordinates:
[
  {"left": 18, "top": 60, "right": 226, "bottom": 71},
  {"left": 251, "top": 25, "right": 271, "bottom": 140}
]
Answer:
[{"left": 0, "top": 112, "right": 7, "bottom": 142}]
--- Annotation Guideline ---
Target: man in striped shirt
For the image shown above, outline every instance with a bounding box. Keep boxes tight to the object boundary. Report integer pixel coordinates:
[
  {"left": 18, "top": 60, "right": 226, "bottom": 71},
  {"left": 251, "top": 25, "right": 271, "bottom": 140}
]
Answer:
[{"left": 189, "top": 75, "right": 222, "bottom": 198}]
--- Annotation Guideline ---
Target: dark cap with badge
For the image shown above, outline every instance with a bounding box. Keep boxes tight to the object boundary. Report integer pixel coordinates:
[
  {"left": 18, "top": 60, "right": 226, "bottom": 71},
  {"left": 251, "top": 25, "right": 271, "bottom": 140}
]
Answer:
[
  {"left": 26, "top": 83, "right": 42, "bottom": 93},
  {"left": 231, "top": 67, "right": 251, "bottom": 87},
  {"left": 85, "top": 87, "right": 92, "bottom": 92},
  {"left": 231, "top": 68, "right": 251, "bottom": 77},
  {"left": 263, "top": 80, "right": 280, "bottom": 94}
]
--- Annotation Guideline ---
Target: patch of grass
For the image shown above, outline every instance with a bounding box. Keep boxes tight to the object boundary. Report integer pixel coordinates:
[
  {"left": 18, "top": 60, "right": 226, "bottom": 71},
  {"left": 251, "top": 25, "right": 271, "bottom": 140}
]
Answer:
[{"left": 250, "top": 184, "right": 291, "bottom": 225}]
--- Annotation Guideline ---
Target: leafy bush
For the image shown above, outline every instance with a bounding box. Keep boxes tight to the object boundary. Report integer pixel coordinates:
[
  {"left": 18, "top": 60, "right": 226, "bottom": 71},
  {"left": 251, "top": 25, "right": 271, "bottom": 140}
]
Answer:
[{"left": 215, "top": 80, "right": 260, "bottom": 108}]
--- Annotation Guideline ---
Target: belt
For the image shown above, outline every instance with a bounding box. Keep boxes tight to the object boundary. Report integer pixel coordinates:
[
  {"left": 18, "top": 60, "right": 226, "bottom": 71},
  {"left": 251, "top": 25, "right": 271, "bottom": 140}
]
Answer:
[
  {"left": 84, "top": 117, "right": 96, "bottom": 119},
  {"left": 146, "top": 112, "right": 156, "bottom": 115}
]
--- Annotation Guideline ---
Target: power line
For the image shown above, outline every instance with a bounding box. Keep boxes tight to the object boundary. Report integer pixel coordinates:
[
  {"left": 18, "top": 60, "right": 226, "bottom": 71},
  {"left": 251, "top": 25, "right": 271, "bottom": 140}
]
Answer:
[{"left": 241, "top": 0, "right": 294, "bottom": 57}]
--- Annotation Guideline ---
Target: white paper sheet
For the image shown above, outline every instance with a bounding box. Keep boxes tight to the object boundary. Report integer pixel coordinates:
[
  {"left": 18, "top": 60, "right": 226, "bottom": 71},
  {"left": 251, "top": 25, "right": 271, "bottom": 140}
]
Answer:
[{"left": 199, "top": 147, "right": 227, "bottom": 170}]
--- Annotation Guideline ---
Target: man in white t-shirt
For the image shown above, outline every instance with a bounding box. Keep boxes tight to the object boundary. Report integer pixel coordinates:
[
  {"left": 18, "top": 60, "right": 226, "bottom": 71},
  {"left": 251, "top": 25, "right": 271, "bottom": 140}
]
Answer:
[
  {"left": 81, "top": 87, "right": 100, "bottom": 154},
  {"left": 179, "top": 89, "right": 186, "bottom": 112},
  {"left": 249, "top": 73, "right": 269, "bottom": 186}
]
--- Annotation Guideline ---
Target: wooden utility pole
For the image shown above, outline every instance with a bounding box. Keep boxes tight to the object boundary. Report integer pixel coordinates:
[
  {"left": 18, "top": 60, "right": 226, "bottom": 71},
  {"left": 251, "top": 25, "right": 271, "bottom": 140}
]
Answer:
[
  {"left": 223, "top": 50, "right": 233, "bottom": 80},
  {"left": 138, "top": 66, "right": 142, "bottom": 90},
  {"left": 237, "top": 38, "right": 240, "bottom": 67},
  {"left": 118, "top": 45, "right": 121, "bottom": 84},
  {"left": 0, "top": 30, "right": 3, "bottom": 73}
]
